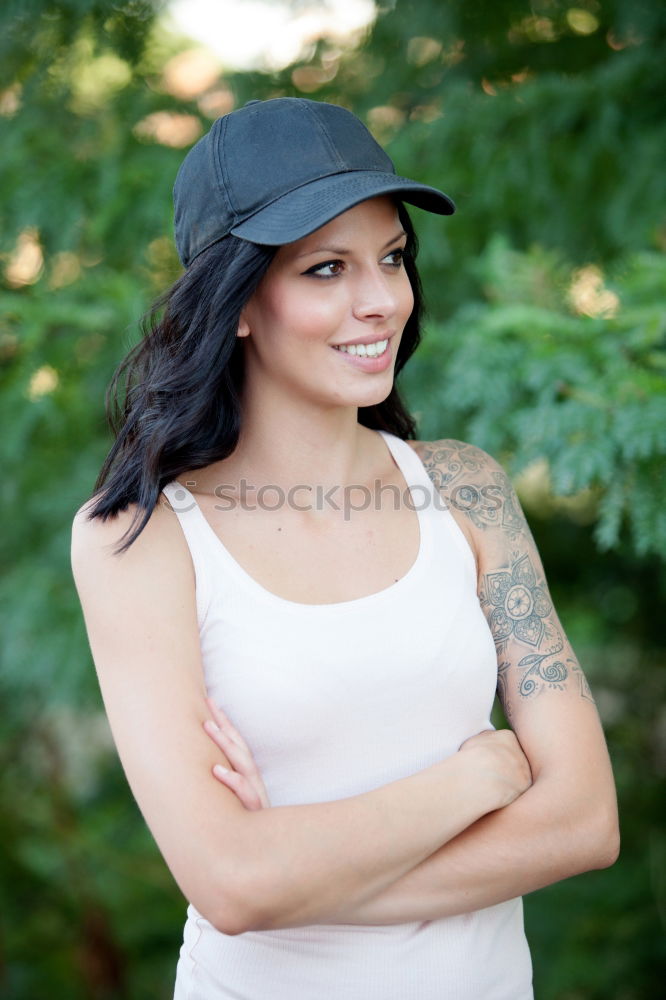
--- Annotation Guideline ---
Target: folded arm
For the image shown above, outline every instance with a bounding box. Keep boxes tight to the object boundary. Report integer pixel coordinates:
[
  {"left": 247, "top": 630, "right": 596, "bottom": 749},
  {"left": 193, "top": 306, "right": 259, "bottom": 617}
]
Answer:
[{"left": 327, "top": 440, "right": 619, "bottom": 924}]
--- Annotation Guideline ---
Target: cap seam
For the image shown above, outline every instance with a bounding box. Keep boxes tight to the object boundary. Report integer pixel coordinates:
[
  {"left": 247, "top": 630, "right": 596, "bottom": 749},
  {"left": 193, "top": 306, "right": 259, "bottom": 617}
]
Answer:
[
  {"left": 304, "top": 101, "right": 347, "bottom": 170},
  {"left": 214, "top": 116, "right": 238, "bottom": 224}
]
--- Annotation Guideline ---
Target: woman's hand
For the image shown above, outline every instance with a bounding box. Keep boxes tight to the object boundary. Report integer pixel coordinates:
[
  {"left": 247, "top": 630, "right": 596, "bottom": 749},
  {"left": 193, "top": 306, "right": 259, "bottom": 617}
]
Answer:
[
  {"left": 458, "top": 729, "right": 533, "bottom": 810},
  {"left": 203, "top": 697, "right": 270, "bottom": 810}
]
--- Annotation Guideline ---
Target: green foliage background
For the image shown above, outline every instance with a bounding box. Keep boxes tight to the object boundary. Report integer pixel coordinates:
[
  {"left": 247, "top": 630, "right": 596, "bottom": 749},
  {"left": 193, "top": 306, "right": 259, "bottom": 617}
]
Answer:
[{"left": 1, "top": 1, "right": 664, "bottom": 996}]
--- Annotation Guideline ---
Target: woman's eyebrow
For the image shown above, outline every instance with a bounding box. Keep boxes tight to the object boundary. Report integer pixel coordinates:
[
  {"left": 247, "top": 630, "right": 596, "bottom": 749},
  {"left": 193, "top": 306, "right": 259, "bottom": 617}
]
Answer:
[{"left": 295, "top": 229, "right": 407, "bottom": 260}]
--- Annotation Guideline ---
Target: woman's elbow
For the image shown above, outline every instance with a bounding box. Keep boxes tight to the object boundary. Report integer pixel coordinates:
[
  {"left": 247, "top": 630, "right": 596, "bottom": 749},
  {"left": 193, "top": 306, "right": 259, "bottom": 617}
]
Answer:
[
  {"left": 580, "top": 801, "right": 620, "bottom": 872},
  {"left": 196, "top": 862, "right": 280, "bottom": 936},
  {"left": 199, "top": 886, "right": 258, "bottom": 937},
  {"left": 209, "top": 895, "right": 286, "bottom": 936},
  {"left": 593, "top": 812, "right": 620, "bottom": 869},
  {"left": 210, "top": 907, "right": 253, "bottom": 937},
  {"left": 208, "top": 871, "right": 306, "bottom": 934},
  {"left": 178, "top": 855, "right": 257, "bottom": 936}
]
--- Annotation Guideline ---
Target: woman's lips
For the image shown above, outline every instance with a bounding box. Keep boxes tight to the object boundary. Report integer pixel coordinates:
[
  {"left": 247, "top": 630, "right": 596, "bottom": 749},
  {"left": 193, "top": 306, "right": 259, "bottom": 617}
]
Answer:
[{"left": 331, "top": 335, "right": 394, "bottom": 372}]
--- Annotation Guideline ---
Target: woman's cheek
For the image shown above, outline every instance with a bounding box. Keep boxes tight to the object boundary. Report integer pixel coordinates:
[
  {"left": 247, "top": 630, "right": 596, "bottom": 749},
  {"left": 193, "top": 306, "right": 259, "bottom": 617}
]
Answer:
[
  {"left": 296, "top": 298, "right": 343, "bottom": 340},
  {"left": 399, "top": 277, "right": 415, "bottom": 324}
]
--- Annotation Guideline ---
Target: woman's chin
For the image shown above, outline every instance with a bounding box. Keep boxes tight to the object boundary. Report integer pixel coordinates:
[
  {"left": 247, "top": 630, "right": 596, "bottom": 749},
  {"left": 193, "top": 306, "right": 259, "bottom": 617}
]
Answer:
[
  {"left": 332, "top": 369, "right": 397, "bottom": 410},
  {"left": 327, "top": 384, "right": 394, "bottom": 412}
]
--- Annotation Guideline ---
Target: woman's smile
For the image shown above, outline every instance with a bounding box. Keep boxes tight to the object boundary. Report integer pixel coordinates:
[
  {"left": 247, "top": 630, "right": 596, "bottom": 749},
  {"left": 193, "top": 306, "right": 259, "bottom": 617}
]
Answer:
[
  {"left": 333, "top": 336, "right": 389, "bottom": 356},
  {"left": 331, "top": 334, "right": 395, "bottom": 372}
]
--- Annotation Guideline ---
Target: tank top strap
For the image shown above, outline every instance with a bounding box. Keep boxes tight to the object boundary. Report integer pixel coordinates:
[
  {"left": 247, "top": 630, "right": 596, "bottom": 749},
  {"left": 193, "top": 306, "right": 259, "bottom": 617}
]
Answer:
[
  {"left": 161, "top": 480, "right": 214, "bottom": 628},
  {"left": 378, "top": 430, "right": 439, "bottom": 498},
  {"left": 378, "top": 431, "right": 478, "bottom": 585}
]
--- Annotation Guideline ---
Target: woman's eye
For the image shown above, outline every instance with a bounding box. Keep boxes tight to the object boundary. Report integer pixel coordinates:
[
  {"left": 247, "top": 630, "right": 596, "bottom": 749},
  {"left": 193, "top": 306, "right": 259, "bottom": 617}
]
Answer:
[
  {"left": 303, "top": 248, "right": 405, "bottom": 278},
  {"left": 305, "top": 260, "right": 344, "bottom": 278},
  {"left": 382, "top": 248, "right": 405, "bottom": 267}
]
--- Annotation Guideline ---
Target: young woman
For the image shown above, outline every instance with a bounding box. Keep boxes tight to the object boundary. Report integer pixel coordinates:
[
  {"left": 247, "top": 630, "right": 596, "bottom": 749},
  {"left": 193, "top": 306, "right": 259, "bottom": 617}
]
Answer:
[{"left": 71, "top": 97, "right": 619, "bottom": 999}]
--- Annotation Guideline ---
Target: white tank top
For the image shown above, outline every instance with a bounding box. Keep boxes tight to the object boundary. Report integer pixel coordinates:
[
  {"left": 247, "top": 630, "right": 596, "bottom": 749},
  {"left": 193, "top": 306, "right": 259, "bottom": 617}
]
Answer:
[{"left": 162, "top": 430, "right": 533, "bottom": 1000}]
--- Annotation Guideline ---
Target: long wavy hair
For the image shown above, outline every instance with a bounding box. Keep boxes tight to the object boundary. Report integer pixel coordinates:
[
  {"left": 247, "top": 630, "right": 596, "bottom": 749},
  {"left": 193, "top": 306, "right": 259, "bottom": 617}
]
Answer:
[{"left": 88, "top": 203, "right": 425, "bottom": 550}]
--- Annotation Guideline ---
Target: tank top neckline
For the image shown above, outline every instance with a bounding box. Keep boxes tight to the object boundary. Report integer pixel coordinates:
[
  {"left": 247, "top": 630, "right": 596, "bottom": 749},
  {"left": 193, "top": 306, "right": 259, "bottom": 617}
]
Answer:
[{"left": 164, "top": 430, "right": 435, "bottom": 613}]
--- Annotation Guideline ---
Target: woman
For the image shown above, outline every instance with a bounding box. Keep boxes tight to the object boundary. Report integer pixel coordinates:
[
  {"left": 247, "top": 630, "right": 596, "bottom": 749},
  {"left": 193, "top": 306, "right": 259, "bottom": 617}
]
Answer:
[{"left": 71, "top": 97, "right": 619, "bottom": 999}]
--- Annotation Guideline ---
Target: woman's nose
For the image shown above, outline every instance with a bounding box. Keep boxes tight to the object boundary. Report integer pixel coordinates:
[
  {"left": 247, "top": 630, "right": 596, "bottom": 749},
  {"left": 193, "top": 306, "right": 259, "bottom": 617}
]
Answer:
[{"left": 352, "top": 267, "right": 399, "bottom": 321}]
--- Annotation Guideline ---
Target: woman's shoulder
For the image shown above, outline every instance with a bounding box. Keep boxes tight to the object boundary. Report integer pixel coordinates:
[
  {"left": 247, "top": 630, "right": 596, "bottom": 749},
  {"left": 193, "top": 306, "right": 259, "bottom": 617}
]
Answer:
[
  {"left": 72, "top": 491, "right": 172, "bottom": 544},
  {"left": 407, "top": 438, "right": 508, "bottom": 490},
  {"left": 407, "top": 438, "right": 526, "bottom": 554},
  {"left": 71, "top": 490, "right": 192, "bottom": 590}
]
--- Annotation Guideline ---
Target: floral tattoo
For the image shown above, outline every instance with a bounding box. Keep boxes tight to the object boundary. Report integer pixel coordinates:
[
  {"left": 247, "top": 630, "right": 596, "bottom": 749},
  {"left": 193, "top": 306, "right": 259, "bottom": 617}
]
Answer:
[{"left": 414, "top": 439, "right": 595, "bottom": 715}]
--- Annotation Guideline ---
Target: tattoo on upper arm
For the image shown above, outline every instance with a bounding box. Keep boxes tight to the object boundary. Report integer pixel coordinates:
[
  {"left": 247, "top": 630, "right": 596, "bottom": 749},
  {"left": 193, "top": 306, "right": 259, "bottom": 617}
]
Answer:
[
  {"left": 484, "top": 552, "right": 595, "bottom": 716},
  {"left": 482, "top": 551, "right": 576, "bottom": 712},
  {"left": 417, "top": 441, "right": 526, "bottom": 540},
  {"left": 416, "top": 440, "right": 595, "bottom": 714}
]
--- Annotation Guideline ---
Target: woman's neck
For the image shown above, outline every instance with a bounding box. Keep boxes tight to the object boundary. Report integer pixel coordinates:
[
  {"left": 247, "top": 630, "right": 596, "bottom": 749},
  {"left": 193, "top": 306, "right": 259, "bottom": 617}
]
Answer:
[{"left": 226, "top": 399, "right": 377, "bottom": 492}]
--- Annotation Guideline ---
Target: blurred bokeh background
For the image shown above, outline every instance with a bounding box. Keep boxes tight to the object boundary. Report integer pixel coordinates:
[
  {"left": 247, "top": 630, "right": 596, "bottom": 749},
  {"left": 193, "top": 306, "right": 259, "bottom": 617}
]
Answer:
[{"left": 1, "top": 1, "right": 665, "bottom": 997}]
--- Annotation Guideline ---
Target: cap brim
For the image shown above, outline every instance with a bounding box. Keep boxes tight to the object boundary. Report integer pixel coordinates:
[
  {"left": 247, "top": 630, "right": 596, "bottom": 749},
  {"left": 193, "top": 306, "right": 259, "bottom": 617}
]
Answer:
[{"left": 230, "top": 170, "right": 455, "bottom": 246}]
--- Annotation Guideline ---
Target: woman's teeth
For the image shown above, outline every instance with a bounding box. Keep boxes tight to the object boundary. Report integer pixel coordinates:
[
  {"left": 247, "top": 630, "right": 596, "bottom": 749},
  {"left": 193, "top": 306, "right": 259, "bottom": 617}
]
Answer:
[{"left": 334, "top": 339, "right": 388, "bottom": 357}]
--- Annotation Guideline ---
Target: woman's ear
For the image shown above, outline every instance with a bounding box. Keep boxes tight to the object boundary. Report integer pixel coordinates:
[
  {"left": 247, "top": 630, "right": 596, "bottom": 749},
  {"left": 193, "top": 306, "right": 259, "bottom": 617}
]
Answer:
[{"left": 237, "top": 313, "right": 251, "bottom": 338}]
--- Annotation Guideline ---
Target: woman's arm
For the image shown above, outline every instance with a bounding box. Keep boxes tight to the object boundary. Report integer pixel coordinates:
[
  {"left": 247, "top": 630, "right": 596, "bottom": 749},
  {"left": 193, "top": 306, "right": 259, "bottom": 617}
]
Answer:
[
  {"left": 329, "top": 441, "right": 619, "bottom": 923},
  {"left": 71, "top": 495, "right": 530, "bottom": 935}
]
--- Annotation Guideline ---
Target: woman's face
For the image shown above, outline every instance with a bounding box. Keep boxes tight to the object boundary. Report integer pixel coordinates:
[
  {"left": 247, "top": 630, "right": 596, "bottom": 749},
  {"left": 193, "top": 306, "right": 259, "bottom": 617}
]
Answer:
[{"left": 238, "top": 196, "right": 414, "bottom": 413}]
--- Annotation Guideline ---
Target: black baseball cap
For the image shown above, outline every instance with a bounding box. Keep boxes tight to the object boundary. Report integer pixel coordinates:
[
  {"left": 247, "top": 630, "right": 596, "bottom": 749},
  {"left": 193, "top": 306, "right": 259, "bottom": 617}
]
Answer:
[{"left": 173, "top": 97, "right": 455, "bottom": 268}]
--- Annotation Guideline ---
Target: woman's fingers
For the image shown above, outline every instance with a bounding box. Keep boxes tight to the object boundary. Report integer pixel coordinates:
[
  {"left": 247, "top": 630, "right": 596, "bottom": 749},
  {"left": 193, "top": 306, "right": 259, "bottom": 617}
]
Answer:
[
  {"left": 212, "top": 764, "right": 263, "bottom": 811},
  {"left": 204, "top": 698, "right": 271, "bottom": 808},
  {"left": 206, "top": 699, "right": 257, "bottom": 766},
  {"left": 203, "top": 718, "right": 254, "bottom": 776},
  {"left": 459, "top": 728, "right": 533, "bottom": 808}
]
